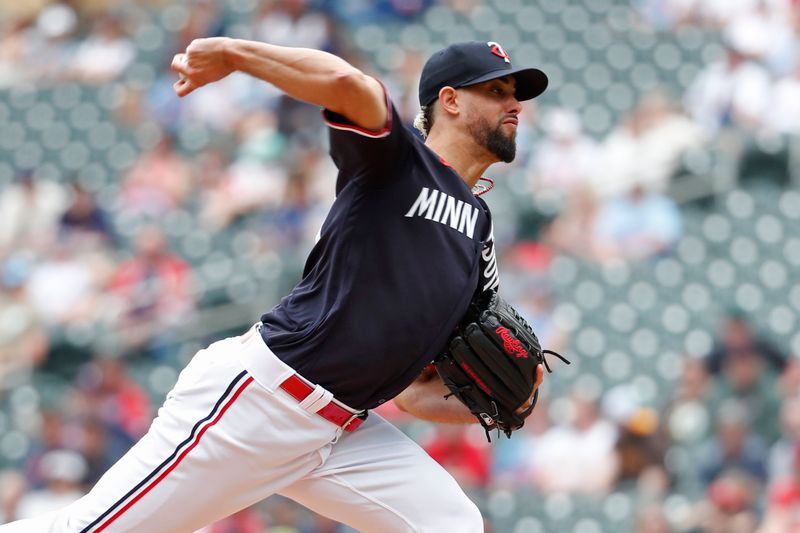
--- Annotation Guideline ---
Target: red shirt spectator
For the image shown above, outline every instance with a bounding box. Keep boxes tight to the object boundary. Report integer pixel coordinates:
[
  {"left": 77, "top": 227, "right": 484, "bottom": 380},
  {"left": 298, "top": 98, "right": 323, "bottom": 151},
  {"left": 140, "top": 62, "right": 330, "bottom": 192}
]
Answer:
[
  {"left": 422, "top": 425, "right": 490, "bottom": 490},
  {"left": 109, "top": 226, "right": 193, "bottom": 321}
]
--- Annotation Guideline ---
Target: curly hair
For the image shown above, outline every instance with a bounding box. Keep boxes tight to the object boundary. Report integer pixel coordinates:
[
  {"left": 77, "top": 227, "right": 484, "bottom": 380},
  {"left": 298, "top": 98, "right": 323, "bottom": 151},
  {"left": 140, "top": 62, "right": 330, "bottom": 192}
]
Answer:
[{"left": 413, "top": 105, "right": 436, "bottom": 138}]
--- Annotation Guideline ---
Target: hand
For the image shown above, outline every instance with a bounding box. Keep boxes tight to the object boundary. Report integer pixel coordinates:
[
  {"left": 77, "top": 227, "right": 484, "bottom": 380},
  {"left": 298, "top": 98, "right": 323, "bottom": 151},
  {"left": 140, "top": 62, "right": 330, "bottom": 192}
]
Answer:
[
  {"left": 171, "top": 38, "right": 235, "bottom": 97},
  {"left": 515, "top": 364, "right": 544, "bottom": 414}
]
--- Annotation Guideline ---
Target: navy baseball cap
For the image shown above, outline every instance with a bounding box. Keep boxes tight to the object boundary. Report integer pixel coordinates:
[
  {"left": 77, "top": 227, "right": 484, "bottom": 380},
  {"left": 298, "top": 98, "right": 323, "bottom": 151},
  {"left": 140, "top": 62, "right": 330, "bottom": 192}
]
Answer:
[{"left": 418, "top": 41, "right": 548, "bottom": 107}]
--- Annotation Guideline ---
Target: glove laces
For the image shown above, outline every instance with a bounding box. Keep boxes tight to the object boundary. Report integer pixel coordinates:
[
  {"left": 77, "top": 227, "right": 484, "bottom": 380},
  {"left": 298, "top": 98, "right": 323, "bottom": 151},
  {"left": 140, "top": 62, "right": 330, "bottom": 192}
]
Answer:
[{"left": 541, "top": 349, "right": 570, "bottom": 374}]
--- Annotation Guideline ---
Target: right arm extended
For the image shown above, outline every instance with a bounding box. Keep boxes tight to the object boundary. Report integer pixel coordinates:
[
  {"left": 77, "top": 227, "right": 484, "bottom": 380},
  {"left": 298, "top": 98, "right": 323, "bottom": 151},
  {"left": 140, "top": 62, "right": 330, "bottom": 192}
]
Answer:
[{"left": 171, "top": 37, "right": 387, "bottom": 131}]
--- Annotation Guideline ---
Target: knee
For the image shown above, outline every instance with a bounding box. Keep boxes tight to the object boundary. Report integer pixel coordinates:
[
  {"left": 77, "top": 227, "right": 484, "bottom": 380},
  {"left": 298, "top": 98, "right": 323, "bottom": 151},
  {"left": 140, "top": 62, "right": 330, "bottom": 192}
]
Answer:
[
  {"left": 425, "top": 493, "right": 484, "bottom": 533},
  {"left": 462, "top": 498, "right": 485, "bottom": 533},
  {"left": 458, "top": 498, "right": 485, "bottom": 533}
]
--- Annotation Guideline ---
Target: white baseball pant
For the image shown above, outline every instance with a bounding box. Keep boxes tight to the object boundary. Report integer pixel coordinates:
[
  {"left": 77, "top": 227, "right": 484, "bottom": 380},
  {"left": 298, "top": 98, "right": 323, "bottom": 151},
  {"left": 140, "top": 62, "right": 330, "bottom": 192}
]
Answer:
[{"left": 0, "top": 326, "right": 483, "bottom": 533}]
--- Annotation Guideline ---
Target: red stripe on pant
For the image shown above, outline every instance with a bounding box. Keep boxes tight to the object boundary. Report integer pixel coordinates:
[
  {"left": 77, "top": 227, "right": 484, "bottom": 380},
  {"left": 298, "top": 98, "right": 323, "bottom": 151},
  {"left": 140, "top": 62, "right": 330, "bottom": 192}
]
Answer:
[{"left": 92, "top": 376, "right": 254, "bottom": 533}]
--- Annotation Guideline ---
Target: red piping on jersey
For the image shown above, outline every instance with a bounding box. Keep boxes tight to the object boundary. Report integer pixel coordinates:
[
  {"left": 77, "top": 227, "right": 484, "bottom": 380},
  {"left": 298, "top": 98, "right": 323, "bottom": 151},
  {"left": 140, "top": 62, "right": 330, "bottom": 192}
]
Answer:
[
  {"left": 321, "top": 82, "right": 393, "bottom": 138},
  {"left": 439, "top": 157, "right": 495, "bottom": 196},
  {"left": 474, "top": 177, "right": 494, "bottom": 197},
  {"left": 91, "top": 376, "right": 255, "bottom": 532}
]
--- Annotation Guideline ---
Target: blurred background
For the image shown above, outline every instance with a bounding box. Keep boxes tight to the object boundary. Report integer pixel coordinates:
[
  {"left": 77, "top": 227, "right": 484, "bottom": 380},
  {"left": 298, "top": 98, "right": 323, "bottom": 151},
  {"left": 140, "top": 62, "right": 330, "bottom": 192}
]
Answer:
[{"left": 0, "top": 0, "right": 799, "bottom": 531}]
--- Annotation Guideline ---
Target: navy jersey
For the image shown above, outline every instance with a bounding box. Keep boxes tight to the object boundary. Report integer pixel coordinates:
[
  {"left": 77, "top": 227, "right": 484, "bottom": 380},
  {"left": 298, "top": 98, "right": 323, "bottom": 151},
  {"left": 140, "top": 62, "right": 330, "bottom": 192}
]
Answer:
[{"left": 260, "top": 94, "right": 499, "bottom": 410}]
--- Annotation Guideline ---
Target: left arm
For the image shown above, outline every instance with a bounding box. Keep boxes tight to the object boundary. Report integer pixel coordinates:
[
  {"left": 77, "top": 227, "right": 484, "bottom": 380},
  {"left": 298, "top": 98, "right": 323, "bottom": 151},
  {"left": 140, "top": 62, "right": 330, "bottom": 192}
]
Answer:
[
  {"left": 393, "top": 367, "right": 476, "bottom": 424},
  {"left": 394, "top": 364, "right": 545, "bottom": 423}
]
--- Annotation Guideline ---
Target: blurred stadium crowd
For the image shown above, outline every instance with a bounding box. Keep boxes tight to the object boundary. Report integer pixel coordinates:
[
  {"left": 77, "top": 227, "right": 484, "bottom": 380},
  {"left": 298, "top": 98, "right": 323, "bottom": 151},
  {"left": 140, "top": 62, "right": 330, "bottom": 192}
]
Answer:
[{"left": 1, "top": 0, "right": 799, "bottom": 531}]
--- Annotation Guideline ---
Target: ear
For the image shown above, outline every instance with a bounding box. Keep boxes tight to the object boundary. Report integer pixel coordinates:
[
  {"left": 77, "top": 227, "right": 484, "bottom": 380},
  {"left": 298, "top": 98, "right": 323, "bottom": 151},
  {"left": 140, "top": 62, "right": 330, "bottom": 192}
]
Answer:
[{"left": 438, "top": 86, "right": 460, "bottom": 117}]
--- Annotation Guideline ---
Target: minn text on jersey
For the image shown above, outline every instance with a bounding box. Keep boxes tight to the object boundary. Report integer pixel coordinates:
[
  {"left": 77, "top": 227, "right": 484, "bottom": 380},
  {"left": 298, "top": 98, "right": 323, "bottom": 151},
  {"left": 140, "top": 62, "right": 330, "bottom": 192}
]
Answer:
[{"left": 404, "top": 187, "right": 480, "bottom": 239}]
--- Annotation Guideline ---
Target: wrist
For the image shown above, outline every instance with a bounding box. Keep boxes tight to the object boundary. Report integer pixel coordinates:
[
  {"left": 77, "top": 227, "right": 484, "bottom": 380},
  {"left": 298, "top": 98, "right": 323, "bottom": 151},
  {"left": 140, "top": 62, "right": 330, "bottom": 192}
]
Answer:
[{"left": 220, "top": 37, "right": 240, "bottom": 72}]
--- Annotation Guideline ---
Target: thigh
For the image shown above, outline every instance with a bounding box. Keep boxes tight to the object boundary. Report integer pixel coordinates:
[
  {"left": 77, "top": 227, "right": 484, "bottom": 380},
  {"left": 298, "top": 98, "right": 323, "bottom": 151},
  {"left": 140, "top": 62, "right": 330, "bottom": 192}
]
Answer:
[
  {"left": 279, "top": 414, "right": 484, "bottom": 533},
  {"left": 47, "top": 340, "right": 339, "bottom": 533}
]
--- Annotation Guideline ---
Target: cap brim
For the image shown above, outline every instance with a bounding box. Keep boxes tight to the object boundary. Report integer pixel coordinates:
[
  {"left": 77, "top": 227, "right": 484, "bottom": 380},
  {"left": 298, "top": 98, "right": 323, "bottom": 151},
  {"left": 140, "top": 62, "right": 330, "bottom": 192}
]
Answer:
[{"left": 461, "top": 67, "right": 549, "bottom": 101}]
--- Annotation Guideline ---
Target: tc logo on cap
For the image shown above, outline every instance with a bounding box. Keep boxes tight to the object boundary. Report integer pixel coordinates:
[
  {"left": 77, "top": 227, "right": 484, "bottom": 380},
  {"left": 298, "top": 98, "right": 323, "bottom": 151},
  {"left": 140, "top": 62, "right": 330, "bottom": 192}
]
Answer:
[{"left": 487, "top": 41, "right": 511, "bottom": 63}]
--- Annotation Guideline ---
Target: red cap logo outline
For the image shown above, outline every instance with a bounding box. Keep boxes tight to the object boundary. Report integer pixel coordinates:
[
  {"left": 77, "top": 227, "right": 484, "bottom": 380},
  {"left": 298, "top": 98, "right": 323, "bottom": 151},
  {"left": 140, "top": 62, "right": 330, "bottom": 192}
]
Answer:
[{"left": 487, "top": 41, "right": 511, "bottom": 63}]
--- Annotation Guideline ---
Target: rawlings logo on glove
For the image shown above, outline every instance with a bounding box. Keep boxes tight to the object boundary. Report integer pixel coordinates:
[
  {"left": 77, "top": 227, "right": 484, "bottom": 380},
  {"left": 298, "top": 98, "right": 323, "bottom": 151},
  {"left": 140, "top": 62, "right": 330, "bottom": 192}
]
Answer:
[
  {"left": 435, "top": 290, "right": 569, "bottom": 441},
  {"left": 496, "top": 326, "right": 528, "bottom": 358}
]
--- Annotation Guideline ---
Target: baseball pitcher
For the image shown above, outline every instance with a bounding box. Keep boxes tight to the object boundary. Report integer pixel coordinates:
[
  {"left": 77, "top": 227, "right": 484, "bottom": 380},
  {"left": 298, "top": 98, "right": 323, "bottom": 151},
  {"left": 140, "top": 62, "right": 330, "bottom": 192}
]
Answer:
[{"left": 1, "top": 38, "right": 559, "bottom": 533}]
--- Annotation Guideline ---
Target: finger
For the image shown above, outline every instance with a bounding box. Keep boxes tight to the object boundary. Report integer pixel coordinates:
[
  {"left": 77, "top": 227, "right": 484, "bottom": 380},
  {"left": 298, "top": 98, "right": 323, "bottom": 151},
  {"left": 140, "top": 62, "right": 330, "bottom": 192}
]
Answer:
[
  {"left": 534, "top": 364, "right": 544, "bottom": 389},
  {"left": 170, "top": 53, "right": 188, "bottom": 74},
  {"left": 173, "top": 77, "right": 195, "bottom": 97}
]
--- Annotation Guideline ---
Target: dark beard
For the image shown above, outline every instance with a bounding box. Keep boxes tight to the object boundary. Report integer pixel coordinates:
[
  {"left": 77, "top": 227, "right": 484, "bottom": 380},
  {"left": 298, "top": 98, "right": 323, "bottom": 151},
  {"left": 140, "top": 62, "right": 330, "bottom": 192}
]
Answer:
[{"left": 468, "top": 116, "right": 516, "bottom": 163}]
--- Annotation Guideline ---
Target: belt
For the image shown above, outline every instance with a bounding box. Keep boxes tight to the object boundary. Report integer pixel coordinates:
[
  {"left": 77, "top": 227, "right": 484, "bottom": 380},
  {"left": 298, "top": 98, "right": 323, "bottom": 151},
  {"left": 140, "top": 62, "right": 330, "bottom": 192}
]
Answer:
[{"left": 278, "top": 374, "right": 367, "bottom": 432}]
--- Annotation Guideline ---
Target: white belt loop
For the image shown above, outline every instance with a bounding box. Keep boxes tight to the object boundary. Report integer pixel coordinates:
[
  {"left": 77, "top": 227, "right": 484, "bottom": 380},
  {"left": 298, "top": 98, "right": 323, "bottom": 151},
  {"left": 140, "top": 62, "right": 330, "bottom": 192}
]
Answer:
[{"left": 297, "top": 384, "right": 334, "bottom": 414}]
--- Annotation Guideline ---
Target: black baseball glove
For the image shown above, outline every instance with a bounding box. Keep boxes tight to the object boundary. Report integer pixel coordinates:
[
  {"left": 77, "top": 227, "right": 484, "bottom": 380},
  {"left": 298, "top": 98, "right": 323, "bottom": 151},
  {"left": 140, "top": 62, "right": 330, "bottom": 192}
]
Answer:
[{"left": 434, "top": 290, "right": 569, "bottom": 441}]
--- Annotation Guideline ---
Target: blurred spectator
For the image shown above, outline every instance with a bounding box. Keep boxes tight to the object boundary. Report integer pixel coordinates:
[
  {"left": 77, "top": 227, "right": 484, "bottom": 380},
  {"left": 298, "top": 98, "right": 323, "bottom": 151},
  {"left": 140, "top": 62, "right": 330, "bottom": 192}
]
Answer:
[
  {"left": 201, "top": 161, "right": 288, "bottom": 231},
  {"left": 689, "top": 470, "right": 760, "bottom": 533},
  {"left": 265, "top": 173, "right": 314, "bottom": 251},
  {"left": 70, "top": 14, "right": 135, "bottom": 83},
  {"left": 527, "top": 108, "right": 599, "bottom": 204},
  {"left": 25, "top": 242, "right": 104, "bottom": 327},
  {"left": 707, "top": 329, "right": 783, "bottom": 443},
  {"left": 663, "top": 357, "right": 715, "bottom": 450},
  {"left": 322, "top": 0, "right": 431, "bottom": 24},
  {"left": 542, "top": 186, "right": 601, "bottom": 261},
  {"left": 635, "top": 504, "right": 671, "bottom": 533},
  {"left": 176, "top": 70, "right": 281, "bottom": 133},
  {"left": 30, "top": 1, "right": 79, "bottom": 82},
  {"left": 0, "top": 471, "right": 26, "bottom": 523},
  {"left": 0, "top": 171, "right": 68, "bottom": 254},
  {"left": 766, "top": 61, "right": 800, "bottom": 135},
  {"left": 600, "top": 90, "right": 705, "bottom": 195},
  {"left": 422, "top": 425, "right": 491, "bottom": 491},
  {"left": 491, "top": 400, "right": 552, "bottom": 488},
  {"left": 173, "top": 0, "right": 225, "bottom": 54},
  {"left": 724, "top": 1, "right": 797, "bottom": 76},
  {"left": 73, "top": 358, "right": 152, "bottom": 439},
  {"left": 767, "top": 396, "right": 800, "bottom": 487},
  {"left": 603, "top": 386, "right": 668, "bottom": 489},
  {"left": 760, "top": 446, "right": 800, "bottom": 533},
  {"left": 0, "top": 254, "right": 49, "bottom": 387},
  {"left": 697, "top": 400, "right": 768, "bottom": 487},
  {"left": 508, "top": 280, "right": 565, "bottom": 352},
  {"left": 58, "top": 183, "right": 114, "bottom": 248},
  {"left": 254, "top": 0, "right": 337, "bottom": 52},
  {"left": 200, "top": 110, "right": 288, "bottom": 229},
  {"left": 119, "top": 134, "right": 193, "bottom": 217},
  {"left": 592, "top": 184, "right": 682, "bottom": 262},
  {"left": 22, "top": 412, "right": 66, "bottom": 490},
  {"left": 14, "top": 449, "right": 87, "bottom": 519},
  {"left": 0, "top": 18, "right": 32, "bottom": 86},
  {"left": 235, "top": 109, "right": 287, "bottom": 164},
  {"left": 684, "top": 38, "right": 771, "bottom": 134},
  {"left": 107, "top": 226, "right": 194, "bottom": 354},
  {"left": 530, "top": 394, "right": 618, "bottom": 495},
  {"left": 383, "top": 49, "right": 425, "bottom": 127},
  {"left": 779, "top": 358, "right": 800, "bottom": 398},
  {"left": 71, "top": 417, "right": 135, "bottom": 486},
  {"left": 705, "top": 309, "right": 787, "bottom": 375}
]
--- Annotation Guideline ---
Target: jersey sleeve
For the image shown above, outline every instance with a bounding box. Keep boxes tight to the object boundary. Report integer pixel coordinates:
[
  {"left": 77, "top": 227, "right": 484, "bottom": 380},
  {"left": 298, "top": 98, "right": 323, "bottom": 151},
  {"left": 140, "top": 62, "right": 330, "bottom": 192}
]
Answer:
[{"left": 322, "top": 87, "right": 411, "bottom": 186}]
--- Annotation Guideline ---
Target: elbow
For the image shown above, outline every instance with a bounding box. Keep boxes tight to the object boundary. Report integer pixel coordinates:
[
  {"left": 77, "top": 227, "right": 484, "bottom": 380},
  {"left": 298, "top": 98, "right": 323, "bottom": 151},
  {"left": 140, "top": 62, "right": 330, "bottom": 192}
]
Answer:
[
  {"left": 330, "top": 69, "right": 369, "bottom": 101},
  {"left": 332, "top": 68, "right": 368, "bottom": 87},
  {"left": 328, "top": 70, "right": 386, "bottom": 130},
  {"left": 392, "top": 396, "right": 409, "bottom": 414},
  {"left": 392, "top": 388, "right": 416, "bottom": 415}
]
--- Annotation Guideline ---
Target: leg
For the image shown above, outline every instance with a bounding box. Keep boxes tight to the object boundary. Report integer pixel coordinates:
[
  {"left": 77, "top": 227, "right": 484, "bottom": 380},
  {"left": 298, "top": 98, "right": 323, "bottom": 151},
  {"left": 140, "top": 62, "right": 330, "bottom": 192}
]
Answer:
[
  {"left": 1, "top": 338, "right": 341, "bottom": 533},
  {"left": 279, "top": 414, "right": 484, "bottom": 533}
]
